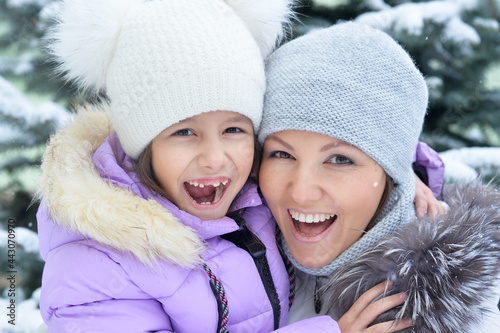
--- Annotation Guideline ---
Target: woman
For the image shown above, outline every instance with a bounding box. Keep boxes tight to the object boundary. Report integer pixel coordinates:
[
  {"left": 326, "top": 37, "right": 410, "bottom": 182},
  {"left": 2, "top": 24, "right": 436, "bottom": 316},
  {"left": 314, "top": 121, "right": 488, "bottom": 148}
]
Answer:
[{"left": 259, "top": 22, "right": 500, "bottom": 332}]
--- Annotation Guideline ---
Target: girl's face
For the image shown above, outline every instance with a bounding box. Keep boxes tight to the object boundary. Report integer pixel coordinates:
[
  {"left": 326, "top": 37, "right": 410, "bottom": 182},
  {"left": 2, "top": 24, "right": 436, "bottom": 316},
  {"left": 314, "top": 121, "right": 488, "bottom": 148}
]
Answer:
[
  {"left": 259, "top": 130, "right": 386, "bottom": 268},
  {"left": 152, "top": 111, "right": 254, "bottom": 221}
]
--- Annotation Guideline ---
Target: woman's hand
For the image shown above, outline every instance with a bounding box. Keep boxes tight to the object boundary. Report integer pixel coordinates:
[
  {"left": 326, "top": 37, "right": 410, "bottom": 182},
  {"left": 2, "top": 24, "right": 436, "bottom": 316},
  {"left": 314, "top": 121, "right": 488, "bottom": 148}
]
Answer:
[
  {"left": 414, "top": 174, "right": 448, "bottom": 219},
  {"left": 337, "top": 281, "right": 411, "bottom": 333}
]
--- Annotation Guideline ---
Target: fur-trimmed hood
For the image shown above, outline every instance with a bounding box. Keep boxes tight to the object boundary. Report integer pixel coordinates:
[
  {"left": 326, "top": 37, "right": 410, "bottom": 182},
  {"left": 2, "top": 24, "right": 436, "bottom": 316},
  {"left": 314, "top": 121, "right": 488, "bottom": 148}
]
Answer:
[
  {"left": 36, "top": 105, "right": 205, "bottom": 267},
  {"left": 321, "top": 181, "right": 500, "bottom": 332}
]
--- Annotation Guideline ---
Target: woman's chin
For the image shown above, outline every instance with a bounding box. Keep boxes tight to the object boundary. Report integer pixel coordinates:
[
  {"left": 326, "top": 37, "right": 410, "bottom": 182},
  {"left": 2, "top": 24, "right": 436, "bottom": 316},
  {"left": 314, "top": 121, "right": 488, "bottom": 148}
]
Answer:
[{"left": 291, "top": 246, "right": 337, "bottom": 269}]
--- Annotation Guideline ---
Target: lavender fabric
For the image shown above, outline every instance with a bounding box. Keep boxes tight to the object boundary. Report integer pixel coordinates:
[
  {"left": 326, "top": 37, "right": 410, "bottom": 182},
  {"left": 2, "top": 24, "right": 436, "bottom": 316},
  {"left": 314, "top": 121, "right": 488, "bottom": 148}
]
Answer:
[
  {"left": 38, "top": 134, "right": 309, "bottom": 332},
  {"left": 413, "top": 141, "right": 445, "bottom": 197}
]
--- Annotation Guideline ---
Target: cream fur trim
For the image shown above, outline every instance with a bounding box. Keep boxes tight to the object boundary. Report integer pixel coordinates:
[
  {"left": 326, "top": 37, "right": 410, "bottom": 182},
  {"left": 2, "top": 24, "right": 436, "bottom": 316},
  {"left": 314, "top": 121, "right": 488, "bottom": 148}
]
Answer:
[{"left": 36, "top": 105, "right": 204, "bottom": 267}]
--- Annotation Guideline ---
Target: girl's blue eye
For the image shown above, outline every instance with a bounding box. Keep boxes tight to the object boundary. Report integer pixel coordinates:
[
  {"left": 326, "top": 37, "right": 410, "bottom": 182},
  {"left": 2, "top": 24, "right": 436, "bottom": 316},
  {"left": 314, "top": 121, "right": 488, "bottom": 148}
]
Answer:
[
  {"left": 174, "top": 129, "right": 193, "bottom": 136},
  {"left": 328, "top": 155, "right": 353, "bottom": 165},
  {"left": 225, "top": 127, "right": 243, "bottom": 134},
  {"left": 270, "top": 151, "right": 293, "bottom": 159}
]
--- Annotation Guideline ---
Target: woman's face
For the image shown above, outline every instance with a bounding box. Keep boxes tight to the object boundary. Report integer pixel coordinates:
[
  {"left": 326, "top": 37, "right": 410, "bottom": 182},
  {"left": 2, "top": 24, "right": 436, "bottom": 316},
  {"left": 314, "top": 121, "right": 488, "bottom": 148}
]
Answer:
[{"left": 259, "top": 130, "right": 386, "bottom": 268}]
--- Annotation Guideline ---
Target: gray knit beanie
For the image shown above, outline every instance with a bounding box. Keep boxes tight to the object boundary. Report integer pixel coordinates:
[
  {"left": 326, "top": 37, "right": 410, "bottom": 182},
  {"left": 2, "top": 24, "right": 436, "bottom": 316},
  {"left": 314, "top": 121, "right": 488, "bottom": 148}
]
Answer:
[{"left": 259, "top": 22, "right": 428, "bottom": 276}]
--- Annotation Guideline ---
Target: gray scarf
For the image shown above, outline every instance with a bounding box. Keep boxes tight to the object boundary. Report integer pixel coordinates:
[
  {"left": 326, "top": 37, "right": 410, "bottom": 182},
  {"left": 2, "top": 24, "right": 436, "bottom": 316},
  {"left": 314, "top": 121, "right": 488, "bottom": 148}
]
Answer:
[{"left": 280, "top": 178, "right": 416, "bottom": 277}]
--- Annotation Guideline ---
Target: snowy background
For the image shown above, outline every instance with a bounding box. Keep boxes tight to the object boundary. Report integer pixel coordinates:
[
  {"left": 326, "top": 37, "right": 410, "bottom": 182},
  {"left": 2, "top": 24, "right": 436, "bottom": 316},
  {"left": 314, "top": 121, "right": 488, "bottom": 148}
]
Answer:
[{"left": 1, "top": 0, "right": 500, "bottom": 331}]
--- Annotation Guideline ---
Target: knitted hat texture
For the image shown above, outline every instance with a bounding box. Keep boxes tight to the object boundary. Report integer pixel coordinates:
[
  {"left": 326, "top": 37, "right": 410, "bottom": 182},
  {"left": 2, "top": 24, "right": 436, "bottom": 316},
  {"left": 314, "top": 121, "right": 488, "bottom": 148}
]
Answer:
[
  {"left": 50, "top": 0, "right": 292, "bottom": 159},
  {"left": 258, "top": 21, "right": 428, "bottom": 187},
  {"left": 259, "top": 22, "right": 428, "bottom": 275}
]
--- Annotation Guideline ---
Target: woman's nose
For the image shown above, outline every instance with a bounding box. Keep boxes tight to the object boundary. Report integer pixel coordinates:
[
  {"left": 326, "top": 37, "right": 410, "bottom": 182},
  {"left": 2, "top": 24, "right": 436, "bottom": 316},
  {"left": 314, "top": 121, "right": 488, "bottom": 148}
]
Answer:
[{"left": 289, "top": 166, "right": 323, "bottom": 204}]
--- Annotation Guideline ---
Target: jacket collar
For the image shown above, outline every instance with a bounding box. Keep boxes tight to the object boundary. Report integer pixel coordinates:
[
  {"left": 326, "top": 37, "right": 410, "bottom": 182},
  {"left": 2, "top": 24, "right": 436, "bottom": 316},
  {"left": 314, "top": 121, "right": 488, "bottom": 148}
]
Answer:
[{"left": 38, "top": 105, "right": 257, "bottom": 267}]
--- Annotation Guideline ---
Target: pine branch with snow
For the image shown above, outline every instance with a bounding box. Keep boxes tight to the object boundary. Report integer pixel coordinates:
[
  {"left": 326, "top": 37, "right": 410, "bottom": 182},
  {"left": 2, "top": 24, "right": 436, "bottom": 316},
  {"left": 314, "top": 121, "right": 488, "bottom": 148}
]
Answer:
[
  {"left": 291, "top": 0, "right": 500, "bottom": 150},
  {"left": 440, "top": 147, "right": 500, "bottom": 183}
]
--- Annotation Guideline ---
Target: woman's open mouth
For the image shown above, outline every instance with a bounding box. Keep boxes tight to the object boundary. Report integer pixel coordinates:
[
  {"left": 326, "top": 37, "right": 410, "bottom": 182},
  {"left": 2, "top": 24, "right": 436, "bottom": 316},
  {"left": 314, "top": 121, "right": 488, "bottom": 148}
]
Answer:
[
  {"left": 289, "top": 209, "right": 337, "bottom": 237},
  {"left": 184, "top": 179, "right": 229, "bottom": 206}
]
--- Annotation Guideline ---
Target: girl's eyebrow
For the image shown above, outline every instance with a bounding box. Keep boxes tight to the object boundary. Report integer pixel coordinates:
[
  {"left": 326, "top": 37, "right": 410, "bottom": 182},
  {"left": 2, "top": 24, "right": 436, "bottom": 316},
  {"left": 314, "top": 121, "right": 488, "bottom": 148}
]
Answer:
[
  {"left": 177, "top": 114, "right": 252, "bottom": 125},
  {"left": 225, "top": 115, "right": 252, "bottom": 125}
]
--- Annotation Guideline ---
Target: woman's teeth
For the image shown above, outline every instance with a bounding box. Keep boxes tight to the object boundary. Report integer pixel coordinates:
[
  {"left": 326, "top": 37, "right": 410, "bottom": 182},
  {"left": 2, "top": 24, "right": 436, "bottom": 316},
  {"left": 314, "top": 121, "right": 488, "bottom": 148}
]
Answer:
[
  {"left": 289, "top": 209, "right": 337, "bottom": 237},
  {"left": 289, "top": 209, "right": 335, "bottom": 223}
]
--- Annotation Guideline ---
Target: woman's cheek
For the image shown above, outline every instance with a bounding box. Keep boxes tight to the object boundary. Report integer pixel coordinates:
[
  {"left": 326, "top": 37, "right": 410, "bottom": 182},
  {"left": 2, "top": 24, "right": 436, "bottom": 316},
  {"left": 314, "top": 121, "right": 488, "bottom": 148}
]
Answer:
[{"left": 259, "top": 161, "right": 282, "bottom": 205}]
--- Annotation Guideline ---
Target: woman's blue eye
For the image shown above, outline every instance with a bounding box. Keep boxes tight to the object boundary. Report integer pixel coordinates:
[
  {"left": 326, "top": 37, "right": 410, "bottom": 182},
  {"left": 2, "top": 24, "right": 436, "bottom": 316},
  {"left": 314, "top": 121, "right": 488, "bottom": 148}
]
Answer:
[
  {"left": 329, "top": 155, "right": 353, "bottom": 165},
  {"left": 174, "top": 129, "right": 193, "bottom": 136},
  {"left": 225, "top": 127, "right": 243, "bottom": 134},
  {"left": 270, "top": 151, "right": 293, "bottom": 159}
]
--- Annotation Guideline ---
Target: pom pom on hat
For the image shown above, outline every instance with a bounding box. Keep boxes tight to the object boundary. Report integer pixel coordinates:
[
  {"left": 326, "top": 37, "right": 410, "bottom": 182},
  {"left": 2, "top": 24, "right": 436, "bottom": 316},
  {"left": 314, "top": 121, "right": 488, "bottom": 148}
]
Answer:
[
  {"left": 47, "top": 0, "right": 141, "bottom": 92},
  {"left": 225, "top": 0, "right": 294, "bottom": 57},
  {"left": 48, "top": 0, "right": 295, "bottom": 158}
]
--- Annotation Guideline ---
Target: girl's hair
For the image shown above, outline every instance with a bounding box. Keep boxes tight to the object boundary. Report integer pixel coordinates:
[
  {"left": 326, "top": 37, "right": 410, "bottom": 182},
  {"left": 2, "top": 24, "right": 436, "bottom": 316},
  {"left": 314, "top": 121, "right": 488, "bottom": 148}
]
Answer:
[
  {"left": 365, "top": 175, "right": 394, "bottom": 231},
  {"left": 135, "top": 142, "right": 169, "bottom": 198},
  {"left": 134, "top": 135, "right": 261, "bottom": 198}
]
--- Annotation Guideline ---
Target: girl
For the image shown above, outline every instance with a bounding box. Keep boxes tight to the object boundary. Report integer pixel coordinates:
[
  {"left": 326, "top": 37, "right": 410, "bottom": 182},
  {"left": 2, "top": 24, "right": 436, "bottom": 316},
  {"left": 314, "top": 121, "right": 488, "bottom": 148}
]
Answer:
[
  {"left": 258, "top": 22, "right": 500, "bottom": 332},
  {"left": 36, "top": 0, "right": 300, "bottom": 331}
]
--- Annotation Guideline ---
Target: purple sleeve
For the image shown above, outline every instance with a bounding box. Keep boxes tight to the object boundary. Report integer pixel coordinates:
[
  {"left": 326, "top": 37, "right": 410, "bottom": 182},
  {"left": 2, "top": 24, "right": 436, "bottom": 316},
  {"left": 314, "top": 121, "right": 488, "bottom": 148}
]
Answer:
[
  {"left": 275, "top": 316, "right": 341, "bottom": 332},
  {"left": 413, "top": 141, "right": 445, "bottom": 197},
  {"left": 45, "top": 299, "right": 174, "bottom": 332}
]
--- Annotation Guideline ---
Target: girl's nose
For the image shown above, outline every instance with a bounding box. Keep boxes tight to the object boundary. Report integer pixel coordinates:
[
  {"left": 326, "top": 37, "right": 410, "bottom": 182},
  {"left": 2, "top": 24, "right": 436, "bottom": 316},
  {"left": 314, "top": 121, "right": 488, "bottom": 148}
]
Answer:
[
  {"left": 289, "top": 166, "right": 323, "bottom": 204},
  {"left": 197, "top": 138, "right": 228, "bottom": 171}
]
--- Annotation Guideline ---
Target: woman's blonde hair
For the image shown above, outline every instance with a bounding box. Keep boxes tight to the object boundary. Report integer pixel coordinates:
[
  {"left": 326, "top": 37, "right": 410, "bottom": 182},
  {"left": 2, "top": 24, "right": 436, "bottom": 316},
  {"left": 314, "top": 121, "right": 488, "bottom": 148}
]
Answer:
[{"left": 366, "top": 175, "right": 394, "bottom": 231}]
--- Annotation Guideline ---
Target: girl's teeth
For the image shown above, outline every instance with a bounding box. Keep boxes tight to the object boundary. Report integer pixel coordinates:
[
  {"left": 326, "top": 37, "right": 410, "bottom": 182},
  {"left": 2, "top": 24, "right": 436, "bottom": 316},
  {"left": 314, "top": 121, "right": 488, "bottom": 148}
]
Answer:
[
  {"left": 186, "top": 180, "right": 228, "bottom": 205},
  {"left": 188, "top": 181, "right": 228, "bottom": 188},
  {"left": 213, "top": 185, "right": 223, "bottom": 204}
]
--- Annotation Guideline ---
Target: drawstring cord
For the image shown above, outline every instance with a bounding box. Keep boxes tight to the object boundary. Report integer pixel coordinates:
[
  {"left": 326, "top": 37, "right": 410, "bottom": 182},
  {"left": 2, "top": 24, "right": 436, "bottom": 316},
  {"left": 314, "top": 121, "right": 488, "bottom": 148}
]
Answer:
[{"left": 202, "top": 260, "right": 229, "bottom": 333}]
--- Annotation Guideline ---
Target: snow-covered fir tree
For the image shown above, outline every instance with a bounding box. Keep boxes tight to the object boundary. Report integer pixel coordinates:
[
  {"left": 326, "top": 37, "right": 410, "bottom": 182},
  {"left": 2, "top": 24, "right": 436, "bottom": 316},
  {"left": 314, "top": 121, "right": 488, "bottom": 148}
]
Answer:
[
  {"left": 0, "top": 0, "right": 499, "bottom": 330},
  {"left": 0, "top": 0, "right": 73, "bottom": 231}
]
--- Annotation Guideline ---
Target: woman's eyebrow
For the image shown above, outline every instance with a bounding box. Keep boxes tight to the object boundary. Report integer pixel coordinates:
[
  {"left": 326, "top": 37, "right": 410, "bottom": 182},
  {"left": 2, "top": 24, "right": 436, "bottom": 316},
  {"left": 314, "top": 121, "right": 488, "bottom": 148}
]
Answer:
[
  {"left": 266, "top": 135, "right": 294, "bottom": 151},
  {"left": 320, "top": 141, "right": 349, "bottom": 152}
]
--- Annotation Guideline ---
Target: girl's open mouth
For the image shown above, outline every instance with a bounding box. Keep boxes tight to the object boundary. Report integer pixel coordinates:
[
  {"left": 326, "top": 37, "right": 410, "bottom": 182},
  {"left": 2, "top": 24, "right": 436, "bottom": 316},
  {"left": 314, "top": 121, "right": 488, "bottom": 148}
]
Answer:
[
  {"left": 184, "top": 179, "right": 229, "bottom": 205},
  {"left": 289, "top": 209, "right": 337, "bottom": 237}
]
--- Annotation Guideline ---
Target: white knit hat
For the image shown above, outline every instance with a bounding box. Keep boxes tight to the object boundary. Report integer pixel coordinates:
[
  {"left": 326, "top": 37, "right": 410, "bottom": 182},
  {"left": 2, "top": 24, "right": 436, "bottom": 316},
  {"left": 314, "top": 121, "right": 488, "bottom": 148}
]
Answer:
[{"left": 49, "top": 0, "right": 293, "bottom": 159}]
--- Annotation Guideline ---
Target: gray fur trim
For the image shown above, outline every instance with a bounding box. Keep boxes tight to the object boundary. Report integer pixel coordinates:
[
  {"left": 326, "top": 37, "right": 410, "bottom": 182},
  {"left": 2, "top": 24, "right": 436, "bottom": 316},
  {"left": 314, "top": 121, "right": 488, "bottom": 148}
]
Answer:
[{"left": 321, "top": 181, "right": 500, "bottom": 333}]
